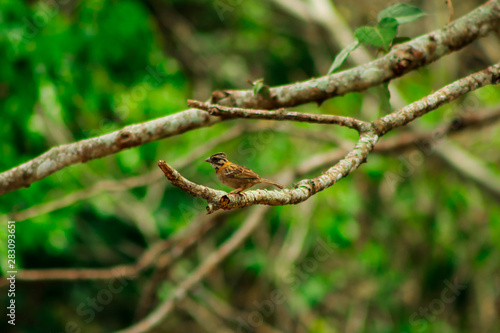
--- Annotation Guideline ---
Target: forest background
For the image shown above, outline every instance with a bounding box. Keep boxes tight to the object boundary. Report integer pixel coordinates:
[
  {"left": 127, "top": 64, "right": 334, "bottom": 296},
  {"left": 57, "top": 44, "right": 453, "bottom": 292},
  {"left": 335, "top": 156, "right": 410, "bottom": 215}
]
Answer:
[{"left": 1, "top": 0, "right": 500, "bottom": 332}]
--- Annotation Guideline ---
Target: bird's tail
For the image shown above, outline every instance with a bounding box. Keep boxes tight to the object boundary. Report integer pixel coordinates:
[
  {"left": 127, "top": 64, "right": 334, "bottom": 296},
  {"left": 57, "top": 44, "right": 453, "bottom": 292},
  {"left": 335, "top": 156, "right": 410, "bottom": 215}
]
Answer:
[{"left": 261, "top": 179, "right": 285, "bottom": 189}]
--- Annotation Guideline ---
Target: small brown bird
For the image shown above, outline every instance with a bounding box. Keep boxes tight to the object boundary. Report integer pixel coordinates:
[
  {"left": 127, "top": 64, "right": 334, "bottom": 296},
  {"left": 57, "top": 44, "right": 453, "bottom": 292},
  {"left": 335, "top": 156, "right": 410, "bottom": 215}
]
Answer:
[{"left": 205, "top": 152, "right": 285, "bottom": 194}]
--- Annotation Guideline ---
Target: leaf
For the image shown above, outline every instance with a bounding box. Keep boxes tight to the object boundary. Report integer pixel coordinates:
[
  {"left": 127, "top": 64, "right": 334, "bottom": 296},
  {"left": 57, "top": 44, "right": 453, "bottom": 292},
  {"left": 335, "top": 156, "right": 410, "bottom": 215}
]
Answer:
[
  {"left": 378, "top": 81, "right": 392, "bottom": 113},
  {"left": 377, "top": 4, "right": 426, "bottom": 24},
  {"left": 392, "top": 36, "right": 411, "bottom": 45},
  {"left": 354, "top": 17, "right": 399, "bottom": 50},
  {"left": 252, "top": 79, "right": 270, "bottom": 97},
  {"left": 327, "top": 41, "right": 360, "bottom": 75}
]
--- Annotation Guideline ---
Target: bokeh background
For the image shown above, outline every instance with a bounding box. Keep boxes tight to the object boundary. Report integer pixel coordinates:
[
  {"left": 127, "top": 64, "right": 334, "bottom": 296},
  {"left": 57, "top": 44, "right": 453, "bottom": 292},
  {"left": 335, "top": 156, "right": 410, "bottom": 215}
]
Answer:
[{"left": 1, "top": 0, "right": 500, "bottom": 332}]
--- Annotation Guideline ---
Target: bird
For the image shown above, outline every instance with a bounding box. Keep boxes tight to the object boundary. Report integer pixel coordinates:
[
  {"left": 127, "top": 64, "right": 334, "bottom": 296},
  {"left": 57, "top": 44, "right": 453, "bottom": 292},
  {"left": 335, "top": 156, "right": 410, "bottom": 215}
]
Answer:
[{"left": 205, "top": 152, "right": 285, "bottom": 194}]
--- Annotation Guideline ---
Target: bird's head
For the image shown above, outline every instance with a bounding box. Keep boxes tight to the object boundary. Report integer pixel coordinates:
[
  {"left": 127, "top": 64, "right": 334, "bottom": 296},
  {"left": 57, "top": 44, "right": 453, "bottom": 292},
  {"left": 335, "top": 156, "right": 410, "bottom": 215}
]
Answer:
[{"left": 205, "top": 152, "right": 229, "bottom": 170}]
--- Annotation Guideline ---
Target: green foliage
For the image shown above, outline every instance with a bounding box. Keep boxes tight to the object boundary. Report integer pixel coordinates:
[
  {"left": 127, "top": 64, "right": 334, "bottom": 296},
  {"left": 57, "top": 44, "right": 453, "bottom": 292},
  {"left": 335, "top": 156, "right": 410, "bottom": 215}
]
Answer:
[
  {"left": 355, "top": 17, "right": 399, "bottom": 50},
  {"left": 251, "top": 78, "right": 271, "bottom": 97},
  {"left": 0, "top": 1, "right": 498, "bottom": 332},
  {"left": 328, "top": 3, "right": 425, "bottom": 74},
  {"left": 327, "top": 40, "right": 359, "bottom": 75},
  {"left": 378, "top": 3, "right": 426, "bottom": 24}
]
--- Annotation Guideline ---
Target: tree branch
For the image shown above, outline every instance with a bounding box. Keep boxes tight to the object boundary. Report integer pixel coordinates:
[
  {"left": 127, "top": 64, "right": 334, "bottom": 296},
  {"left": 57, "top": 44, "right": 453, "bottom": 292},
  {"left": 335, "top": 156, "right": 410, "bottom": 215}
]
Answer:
[
  {"left": 373, "top": 62, "right": 500, "bottom": 135},
  {"left": 0, "top": 109, "right": 221, "bottom": 197},
  {"left": 8, "top": 107, "right": 498, "bottom": 285},
  {"left": 212, "top": 0, "right": 500, "bottom": 109},
  {"left": 297, "top": 107, "right": 500, "bottom": 173},
  {"left": 6, "top": 125, "right": 249, "bottom": 222},
  {"left": 1, "top": 1, "right": 498, "bottom": 197},
  {"left": 374, "top": 107, "right": 500, "bottom": 153},
  {"left": 187, "top": 99, "right": 371, "bottom": 132},
  {"left": 115, "top": 205, "right": 273, "bottom": 333},
  {"left": 159, "top": 131, "right": 378, "bottom": 214},
  {"left": 159, "top": 63, "right": 500, "bottom": 214}
]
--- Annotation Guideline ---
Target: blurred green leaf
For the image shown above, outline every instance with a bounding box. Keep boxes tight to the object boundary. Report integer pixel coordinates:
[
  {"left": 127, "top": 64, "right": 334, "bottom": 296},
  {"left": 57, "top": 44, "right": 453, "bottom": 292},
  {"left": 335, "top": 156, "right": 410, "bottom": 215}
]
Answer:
[
  {"left": 252, "top": 78, "right": 271, "bottom": 97},
  {"left": 327, "top": 40, "right": 359, "bottom": 75},
  {"left": 378, "top": 3, "right": 426, "bottom": 24},
  {"left": 355, "top": 17, "right": 399, "bottom": 50}
]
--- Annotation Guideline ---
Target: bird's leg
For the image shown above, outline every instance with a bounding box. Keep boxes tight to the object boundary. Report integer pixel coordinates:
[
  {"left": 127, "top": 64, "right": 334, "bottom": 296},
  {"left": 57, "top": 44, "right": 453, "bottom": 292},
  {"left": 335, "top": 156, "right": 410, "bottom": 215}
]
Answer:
[{"left": 229, "top": 188, "right": 246, "bottom": 195}]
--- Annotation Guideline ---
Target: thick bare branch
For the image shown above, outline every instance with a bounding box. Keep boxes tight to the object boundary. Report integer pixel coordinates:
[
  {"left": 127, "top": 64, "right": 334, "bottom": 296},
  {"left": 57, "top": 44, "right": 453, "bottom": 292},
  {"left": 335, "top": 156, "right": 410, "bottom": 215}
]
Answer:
[
  {"left": 297, "top": 107, "right": 500, "bottom": 173},
  {"left": 212, "top": 0, "right": 500, "bottom": 109},
  {"left": 6, "top": 125, "right": 248, "bottom": 222},
  {"left": 187, "top": 99, "right": 371, "bottom": 132},
  {"left": 0, "top": 109, "right": 221, "bottom": 197},
  {"left": 373, "top": 62, "right": 500, "bottom": 135}
]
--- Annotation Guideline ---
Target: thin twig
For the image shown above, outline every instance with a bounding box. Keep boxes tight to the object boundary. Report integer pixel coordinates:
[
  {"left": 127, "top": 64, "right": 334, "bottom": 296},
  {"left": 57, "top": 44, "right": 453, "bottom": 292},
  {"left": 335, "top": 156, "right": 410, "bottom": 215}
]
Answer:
[
  {"left": 115, "top": 205, "right": 273, "bottom": 333},
  {"left": 445, "top": 0, "right": 454, "bottom": 23},
  {"left": 187, "top": 99, "right": 370, "bottom": 132}
]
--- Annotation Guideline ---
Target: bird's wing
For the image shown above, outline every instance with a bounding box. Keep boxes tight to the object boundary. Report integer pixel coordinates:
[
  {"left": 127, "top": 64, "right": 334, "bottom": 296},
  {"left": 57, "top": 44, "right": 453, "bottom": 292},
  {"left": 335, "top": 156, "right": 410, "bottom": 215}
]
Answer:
[{"left": 222, "top": 163, "right": 260, "bottom": 180}]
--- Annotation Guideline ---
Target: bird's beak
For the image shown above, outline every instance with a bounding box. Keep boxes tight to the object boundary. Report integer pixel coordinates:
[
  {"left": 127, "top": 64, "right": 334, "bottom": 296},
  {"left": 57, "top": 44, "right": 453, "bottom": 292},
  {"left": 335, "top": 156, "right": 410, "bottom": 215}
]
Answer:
[{"left": 204, "top": 157, "right": 211, "bottom": 163}]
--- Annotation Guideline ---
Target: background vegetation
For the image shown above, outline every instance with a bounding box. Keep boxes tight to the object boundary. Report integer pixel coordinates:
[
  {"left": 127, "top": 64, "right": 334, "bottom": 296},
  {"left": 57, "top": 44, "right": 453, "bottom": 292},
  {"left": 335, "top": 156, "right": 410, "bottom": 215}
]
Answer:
[{"left": 1, "top": 0, "right": 499, "bottom": 332}]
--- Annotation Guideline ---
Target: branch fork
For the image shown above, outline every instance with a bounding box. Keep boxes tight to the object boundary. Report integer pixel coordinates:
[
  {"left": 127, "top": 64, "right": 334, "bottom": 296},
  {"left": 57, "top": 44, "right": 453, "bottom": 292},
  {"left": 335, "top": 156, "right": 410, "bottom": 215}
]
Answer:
[{"left": 158, "top": 131, "right": 378, "bottom": 214}]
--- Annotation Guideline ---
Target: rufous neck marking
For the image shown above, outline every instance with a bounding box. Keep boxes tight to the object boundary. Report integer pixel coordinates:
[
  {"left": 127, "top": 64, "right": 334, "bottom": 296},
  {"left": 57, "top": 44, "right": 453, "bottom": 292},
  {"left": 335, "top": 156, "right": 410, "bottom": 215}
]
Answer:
[{"left": 216, "top": 161, "right": 231, "bottom": 174}]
